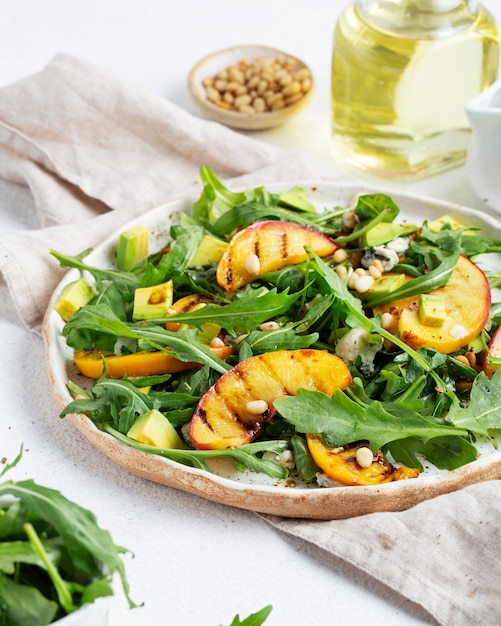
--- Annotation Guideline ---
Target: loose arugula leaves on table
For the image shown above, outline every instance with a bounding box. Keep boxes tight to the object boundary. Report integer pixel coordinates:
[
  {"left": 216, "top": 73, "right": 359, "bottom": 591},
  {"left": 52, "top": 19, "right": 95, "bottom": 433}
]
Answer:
[
  {"left": 224, "top": 605, "right": 273, "bottom": 626},
  {"left": 0, "top": 449, "right": 137, "bottom": 626}
]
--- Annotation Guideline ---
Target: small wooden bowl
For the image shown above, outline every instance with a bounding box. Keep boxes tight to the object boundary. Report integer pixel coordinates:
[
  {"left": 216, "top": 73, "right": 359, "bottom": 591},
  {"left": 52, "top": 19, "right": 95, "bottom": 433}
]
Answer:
[{"left": 188, "top": 44, "right": 314, "bottom": 130}]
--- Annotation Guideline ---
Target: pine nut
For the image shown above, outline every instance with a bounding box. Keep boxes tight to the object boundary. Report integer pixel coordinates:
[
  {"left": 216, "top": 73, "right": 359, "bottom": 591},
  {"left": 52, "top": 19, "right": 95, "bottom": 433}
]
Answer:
[
  {"left": 354, "top": 274, "right": 374, "bottom": 293},
  {"left": 253, "top": 97, "right": 266, "bottom": 113},
  {"left": 368, "top": 264, "right": 382, "bottom": 279},
  {"left": 245, "top": 253, "right": 261, "bottom": 275},
  {"left": 333, "top": 248, "right": 348, "bottom": 263},
  {"left": 234, "top": 94, "right": 252, "bottom": 108},
  {"left": 356, "top": 446, "right": 374, "bottom": 468},
  {"left": 259, "top": 321, "right": 280, "bottom": 331},
  {"left": 209, "top": 337, "right": 225, "bottom": 348},
  {"left": 238, "top": 104, "right": 256, "bottom": 114},
  {"left": 335, "top": 265, "right": 348, "bottom": 281},
  {"left": 381, "top": 312, "right": 395, "bottom": 330},
  {"left": 283, "top": 80, "right": 301, "bottom": 96},
  {"left": 454, "top": 355, "right": 470, "bottom": 366},
  {"left": 294, "top": 68, "right": 310, "bottom": 81},
  {"left": 341, "top": 208, "right": 358, "bottom": 231},
  {"left": 206, "top": 87, "right": 221, "bottom": 103},
  {"left": 246, "top": 399, "right": 269, "bottom": 414},
  {"left": 284, "top": 93, "right": 304, "bottom": 106},
  {"left": 348, "top": 272, "right": 359, "bottom": 289},
  {"left": 465, "top": 351, "right": 477, "bottom": 367}
]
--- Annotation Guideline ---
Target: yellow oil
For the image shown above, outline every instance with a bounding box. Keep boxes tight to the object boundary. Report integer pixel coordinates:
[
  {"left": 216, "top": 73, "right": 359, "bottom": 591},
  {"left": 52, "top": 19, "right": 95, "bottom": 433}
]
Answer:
[{"left": 331, "top": 3, "right": 499, "bottom": 179}]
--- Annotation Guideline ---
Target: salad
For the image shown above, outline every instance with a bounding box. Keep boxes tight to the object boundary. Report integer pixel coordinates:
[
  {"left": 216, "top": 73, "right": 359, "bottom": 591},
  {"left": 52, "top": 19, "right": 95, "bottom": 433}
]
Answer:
[{"left": 50, "top": 167, "right": 501, "bottom": 489}]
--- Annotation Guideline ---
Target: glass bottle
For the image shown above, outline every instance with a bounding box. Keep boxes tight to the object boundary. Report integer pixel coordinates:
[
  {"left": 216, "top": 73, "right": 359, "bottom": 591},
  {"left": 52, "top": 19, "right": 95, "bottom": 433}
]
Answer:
[{"left": 331, "top": 0, "right": 499, "bottom": 179}]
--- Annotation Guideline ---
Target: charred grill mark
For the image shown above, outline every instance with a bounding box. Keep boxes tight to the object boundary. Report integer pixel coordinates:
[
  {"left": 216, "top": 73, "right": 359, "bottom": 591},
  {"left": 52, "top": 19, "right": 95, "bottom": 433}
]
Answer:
[
  {"left": 231, "top": 411, "right": 262, "bottom": 438},
  {"left": 253, "top": 236, "right": 260, "bottom": 258},
  {"left": 195, "top": 406, "right": 214, "bottom": 432},
  {"left": 281, "top": 231, "right": 289, "bottom": 259}
]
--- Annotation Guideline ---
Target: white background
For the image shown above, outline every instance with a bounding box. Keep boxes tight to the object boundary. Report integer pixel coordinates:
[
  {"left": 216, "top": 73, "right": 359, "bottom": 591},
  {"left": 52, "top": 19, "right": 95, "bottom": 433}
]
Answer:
[{"left": 1, "top": 2, "right": 501, "bottom": 625}]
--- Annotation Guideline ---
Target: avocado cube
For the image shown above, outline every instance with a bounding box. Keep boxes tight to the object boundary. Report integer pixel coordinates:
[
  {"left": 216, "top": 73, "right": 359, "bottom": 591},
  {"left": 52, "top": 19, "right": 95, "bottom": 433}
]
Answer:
[
  {"left": 360, "top": 222, "right": 417, "bottom": 248},
  {"left": 419, "top": 294, "right": 446, "bottom": 327},
  {"left": 116, "top": 225, "right": 149, "bottom": 271},
  {"left": 187, "top": 234, "right": 228, "bottom": 267},
  {"left": 132, "top": 280, "right": 173, "bottom": 321},
  {"left": 278, "top": 187, "right": 316, "bottom": 212},
  {"left": 359, "top": 273, "right": 407, "bottom": 301},
  {"left": 428, "top": 214, "right": 474, "bottom": 235},
  {"left": 54, "top": 278, "right": 94, "bottom": 321},
  {"left": 127, "top": 409, "right": 183, "bottom": 449}
]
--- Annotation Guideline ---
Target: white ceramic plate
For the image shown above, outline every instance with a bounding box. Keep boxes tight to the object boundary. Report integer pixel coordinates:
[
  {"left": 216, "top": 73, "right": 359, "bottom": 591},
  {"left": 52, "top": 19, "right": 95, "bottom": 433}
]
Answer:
[{"left": 43, "top": 182, "right": 501, "bottom": 520}]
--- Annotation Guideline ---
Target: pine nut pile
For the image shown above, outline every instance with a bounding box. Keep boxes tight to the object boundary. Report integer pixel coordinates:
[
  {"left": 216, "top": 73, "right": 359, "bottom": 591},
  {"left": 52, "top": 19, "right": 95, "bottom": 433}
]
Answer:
[{"left": 202, "top": 55, "right": 312, "bottom": 115}]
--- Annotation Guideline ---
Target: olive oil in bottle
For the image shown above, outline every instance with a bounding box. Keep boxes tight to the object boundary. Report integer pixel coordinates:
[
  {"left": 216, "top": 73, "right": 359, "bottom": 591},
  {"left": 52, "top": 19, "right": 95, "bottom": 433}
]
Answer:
[{"left": 331, "top": 0, "right": 499, "bottom": 179}]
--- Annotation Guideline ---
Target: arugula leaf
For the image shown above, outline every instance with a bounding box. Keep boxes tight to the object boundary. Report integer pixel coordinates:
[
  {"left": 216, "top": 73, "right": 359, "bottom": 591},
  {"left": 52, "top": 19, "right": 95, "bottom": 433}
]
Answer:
[
  {"left": 241, "top": 328, "right": 319, "bottom": 354},
  {"left": 140, "top": 224, "right": 204, "bottom": 287},
  {"left": 386, "top": 436, "right": 478, "bottom": 472},
  {"left": 225, "top": 605, "right": 273, "bottom": 626},
  {"left": 210, "top": 203, "right": 324, "bottom": 237},
  {"left": 335, "top": 194, "right": 400, "bottom": 244},
  {"left": 51, "top": 249, "right": 139, "bottom": 292},
  {"left": 274, "top": 388, "right": 469, "bottom": 451},
  {"left": 447, "top": 370, "right": 501, "bottom": 438},
  {"left": 63, "top": 304, "right": 231, "bottom": 374},
  {"left": 63, "top": 375, "right": 198, "bottom": 433},
  {"left": 365, "top": 244, "right": 460, "bottom": 308},
  {"left": 105, "top": 426, "right": 289, "bottom": 479},
  {"left": 0, "top": 459, "right": 137, "bottom": 623},
  {"left": 191, "top": 166, "right": 256, "bottom": 227},
  {"left": 163, "top": 287, "right": 299, "bottom": 334}
]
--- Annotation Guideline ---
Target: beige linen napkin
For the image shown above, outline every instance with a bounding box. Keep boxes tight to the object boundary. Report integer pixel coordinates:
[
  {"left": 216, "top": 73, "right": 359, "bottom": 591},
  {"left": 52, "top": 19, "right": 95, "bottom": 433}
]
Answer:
[
  {"left": 0, "top": 53, "right": 314, "bottom": 331},
  {"left": 0, "top": 54, "right": 500, "bottom": 626}
]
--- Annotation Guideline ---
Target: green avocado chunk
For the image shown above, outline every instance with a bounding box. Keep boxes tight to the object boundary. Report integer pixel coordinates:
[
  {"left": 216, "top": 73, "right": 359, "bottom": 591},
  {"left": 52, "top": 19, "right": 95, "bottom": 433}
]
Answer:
[
  {"left": 360, "top": 222, "right": 417, "bottom": 248},
  {"left": 419, "top": 293, "right": 446, "bottom": 327},
  {"left": 54, "top": 278, "right": 94, "bottom": 321},
  {"left": 127, "top": 409, "right": 184, "bottom": 449},
  {"left": 116, "top": 225, "right": 149, "bottom": 271}
]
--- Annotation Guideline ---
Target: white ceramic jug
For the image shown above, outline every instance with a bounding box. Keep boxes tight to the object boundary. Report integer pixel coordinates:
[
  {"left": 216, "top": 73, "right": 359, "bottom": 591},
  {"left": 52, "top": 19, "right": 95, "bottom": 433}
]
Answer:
[{"left": 465, "top": 80, "right": 501, "bottom": 214}]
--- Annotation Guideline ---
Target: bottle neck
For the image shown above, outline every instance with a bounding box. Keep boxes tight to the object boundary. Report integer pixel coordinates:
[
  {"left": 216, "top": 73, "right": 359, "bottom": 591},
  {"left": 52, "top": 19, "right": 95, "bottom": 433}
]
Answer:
[{"left": 355, "top": 0, "right": 480, "bottom": 37}]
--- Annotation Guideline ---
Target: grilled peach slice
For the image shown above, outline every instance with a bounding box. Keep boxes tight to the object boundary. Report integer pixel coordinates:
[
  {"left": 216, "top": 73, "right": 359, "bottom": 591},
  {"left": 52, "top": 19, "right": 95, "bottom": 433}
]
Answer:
[
  {"left": 73, "top": 345, "right": 233, "bottom": 379},
  {"left": 216, "top": 220, "right": 337, "bottom": 293},
  {"left": 165, "top": 293, "right": 210, "bottom": 332},
  {"left": 306, "top": 436, "right": 419, "bottom": 486},
  {"left": 189, "top": 349, "right": 352, "bottom": 450},
  {"left": 374, "top": 255, "right": 490, "bottom": 354}
]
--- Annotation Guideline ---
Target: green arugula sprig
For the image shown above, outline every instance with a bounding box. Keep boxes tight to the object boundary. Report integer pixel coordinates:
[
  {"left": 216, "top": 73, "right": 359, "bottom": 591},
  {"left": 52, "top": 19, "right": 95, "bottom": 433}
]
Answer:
[
  {"left": 0, "top": 449, "right": 137, "bottom": 625},
  {"left": 105, "top": 426, "right": 289, "bottom": 479}
]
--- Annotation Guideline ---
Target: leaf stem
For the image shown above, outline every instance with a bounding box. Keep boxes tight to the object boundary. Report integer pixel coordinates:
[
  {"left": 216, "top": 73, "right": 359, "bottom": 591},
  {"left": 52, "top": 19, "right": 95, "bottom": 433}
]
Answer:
[{"left": 23, "top": 522, "right": 75, "bottom": 614}]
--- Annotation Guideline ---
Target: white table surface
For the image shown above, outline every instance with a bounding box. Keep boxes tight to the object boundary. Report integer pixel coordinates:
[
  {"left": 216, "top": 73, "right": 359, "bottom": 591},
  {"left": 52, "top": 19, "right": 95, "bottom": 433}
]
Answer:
[{"left": 2, "top": 2, "right": 501, "bottom": 625}]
